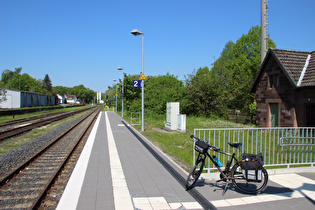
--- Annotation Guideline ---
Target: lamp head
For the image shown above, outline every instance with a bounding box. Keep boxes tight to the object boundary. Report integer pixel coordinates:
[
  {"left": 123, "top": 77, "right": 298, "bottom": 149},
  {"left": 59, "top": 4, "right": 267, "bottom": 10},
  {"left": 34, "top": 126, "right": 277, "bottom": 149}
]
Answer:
[{"left": 131, "top": 29, "right": 143, "bottom": 36}]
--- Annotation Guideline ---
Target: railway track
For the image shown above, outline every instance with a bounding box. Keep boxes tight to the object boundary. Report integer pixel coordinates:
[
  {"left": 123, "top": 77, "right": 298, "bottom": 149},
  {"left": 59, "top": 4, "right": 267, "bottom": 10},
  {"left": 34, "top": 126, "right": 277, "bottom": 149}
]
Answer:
[
  {"left": 0, "top": 107, "right": 93, "bottom": 141},
  {"left": 0, "top": 106, "right": 102, "bottom": 209},
  {"left": 0, "top": 112, "right": 67, "bottom": 127}
]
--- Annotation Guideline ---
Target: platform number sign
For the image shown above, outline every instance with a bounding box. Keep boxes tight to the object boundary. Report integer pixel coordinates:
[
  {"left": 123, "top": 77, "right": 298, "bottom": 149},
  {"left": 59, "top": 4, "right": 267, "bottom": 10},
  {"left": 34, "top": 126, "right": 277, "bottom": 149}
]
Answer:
[{"left": 133, "top": 80, "right": 141, "bottom": 89}]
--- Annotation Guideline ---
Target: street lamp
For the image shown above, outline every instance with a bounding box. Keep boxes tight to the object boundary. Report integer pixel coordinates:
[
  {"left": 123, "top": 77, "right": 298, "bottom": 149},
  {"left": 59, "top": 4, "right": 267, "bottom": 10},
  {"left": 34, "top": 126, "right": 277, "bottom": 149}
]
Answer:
[
  {"left": 131, "top": 29, "right": 145, "bottom": 131},
  {"left": 113, "top": 79, "right": 118, "bottom": 112},
  {"left": 117, "top": 67, "right": 124, "bottom": 117}
]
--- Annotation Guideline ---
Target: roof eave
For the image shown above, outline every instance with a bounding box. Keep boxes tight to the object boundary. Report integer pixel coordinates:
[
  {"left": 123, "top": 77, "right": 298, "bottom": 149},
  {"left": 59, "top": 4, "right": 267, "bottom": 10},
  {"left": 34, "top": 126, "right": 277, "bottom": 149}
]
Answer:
[
  {"left": 272, "top": 50, "right": 298, "bottom": 88},
  {"left": 249, "top": 49, "right": 272, "bottom": 93},
  {"left": 250, "top": 49, "right": 299, "bottom": 93}
]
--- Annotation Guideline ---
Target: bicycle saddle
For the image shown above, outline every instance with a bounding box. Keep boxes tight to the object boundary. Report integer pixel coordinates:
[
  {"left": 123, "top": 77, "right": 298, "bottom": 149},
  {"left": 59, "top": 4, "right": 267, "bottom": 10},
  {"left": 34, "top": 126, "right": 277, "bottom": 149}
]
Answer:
[{"left": 228, "top": 142, "right": 242, "bottom": 148}]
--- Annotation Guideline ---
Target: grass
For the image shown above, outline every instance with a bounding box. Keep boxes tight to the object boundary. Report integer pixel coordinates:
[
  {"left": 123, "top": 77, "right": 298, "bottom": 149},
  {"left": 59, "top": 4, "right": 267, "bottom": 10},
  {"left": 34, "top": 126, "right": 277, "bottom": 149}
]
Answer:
[
  {"left": 120, "top": 111, "right": 257, "bottom": 171},
  {"left": 121, "top": 112, "right": 314, "bottom": 171}
]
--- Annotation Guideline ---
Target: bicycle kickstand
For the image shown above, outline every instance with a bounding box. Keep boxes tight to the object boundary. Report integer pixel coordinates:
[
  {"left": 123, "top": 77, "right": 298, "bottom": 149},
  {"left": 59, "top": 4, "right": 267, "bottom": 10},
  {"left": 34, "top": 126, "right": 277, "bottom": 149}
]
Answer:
[{"left": 222, "top": 180, "right": 230, "bottom": 196}]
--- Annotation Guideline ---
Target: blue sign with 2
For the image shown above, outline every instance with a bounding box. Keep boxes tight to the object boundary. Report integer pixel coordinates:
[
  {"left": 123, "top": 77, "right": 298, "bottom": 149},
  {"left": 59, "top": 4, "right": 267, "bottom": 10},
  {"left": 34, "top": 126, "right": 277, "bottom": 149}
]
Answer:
[{"left": 133, "top": 80, "right": 141, "bottom": 89}]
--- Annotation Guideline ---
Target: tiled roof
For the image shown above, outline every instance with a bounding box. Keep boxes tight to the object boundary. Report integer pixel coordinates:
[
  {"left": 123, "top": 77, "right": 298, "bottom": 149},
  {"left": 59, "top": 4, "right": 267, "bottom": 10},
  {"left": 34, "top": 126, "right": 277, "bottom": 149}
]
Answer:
[
  {"left": 272, "top": 49, "right": 314, "bottom": 87},
  {"left": 250, "top": 49, "right": 315, "bottom": 93},
  {"left": 67, "top": 95, "right": 76, "bottom": 100},
  {"left": 301, "top": 51, "right": 315, "bottom": 87}
]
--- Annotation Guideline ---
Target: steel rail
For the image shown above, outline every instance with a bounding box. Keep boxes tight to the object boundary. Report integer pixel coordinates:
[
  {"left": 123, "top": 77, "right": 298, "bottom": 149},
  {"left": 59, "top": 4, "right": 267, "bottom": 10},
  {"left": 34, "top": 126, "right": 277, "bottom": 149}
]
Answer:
[
  {"left": 0, "top": 107, "right": 93, "bottom": 141},
  {"left": 0, "top": 106, "right": 99, "bottom": 185},
  {"left": 30, "top": 106, "right": 102, "bottom": 209},
  {"left": 0, "top": 106, "right": 102, "bottom": 209},
  {"left": 0, "top": 112, "right": 66, "bottom": 128}
]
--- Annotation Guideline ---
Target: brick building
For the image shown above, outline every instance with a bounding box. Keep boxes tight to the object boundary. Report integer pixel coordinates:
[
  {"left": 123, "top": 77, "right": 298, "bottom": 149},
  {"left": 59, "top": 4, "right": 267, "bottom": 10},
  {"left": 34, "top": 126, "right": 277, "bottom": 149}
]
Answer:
[{"left": 250, "top": 49, "right": 315, "bottom": 127}]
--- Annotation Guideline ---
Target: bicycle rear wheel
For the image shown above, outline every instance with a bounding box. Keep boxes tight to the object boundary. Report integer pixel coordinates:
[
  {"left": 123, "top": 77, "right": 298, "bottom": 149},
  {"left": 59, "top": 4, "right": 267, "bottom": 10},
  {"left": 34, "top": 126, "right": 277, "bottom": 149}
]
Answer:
[
  {"left": 231, "top": 163, "right": 268, "bottom": 194},
  {"left": 185, "top": 153, "right": 205, "bottom": 190}
]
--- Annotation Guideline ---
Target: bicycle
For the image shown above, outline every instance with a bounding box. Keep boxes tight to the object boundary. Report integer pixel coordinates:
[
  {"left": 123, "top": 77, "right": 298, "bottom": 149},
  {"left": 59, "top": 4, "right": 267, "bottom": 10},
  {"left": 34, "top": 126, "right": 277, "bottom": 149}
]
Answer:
[{"left": 185, "top": 135, "right": 268, "bottom": 195}]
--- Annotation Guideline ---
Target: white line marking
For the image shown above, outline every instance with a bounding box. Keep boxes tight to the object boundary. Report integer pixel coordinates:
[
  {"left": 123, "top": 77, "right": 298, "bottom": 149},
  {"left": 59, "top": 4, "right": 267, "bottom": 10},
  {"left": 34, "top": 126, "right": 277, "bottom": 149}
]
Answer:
[
  {"left": 132, "top": 197, "right": 203, "bottom": 210},
  {"left": 211, "top": 173, "right": 315, "bottom": 208},
  {"left": 56, "top": 112, "right": 102, "bottom": 210},
  {"left": 105, "top": 112, "right": 133, "bottom": 209},
  {"left": 269, "top": 173, "right": 315, "bottom": 201},
  {"left": 212, "top": 191, "right": 305, "bottom": 207}
]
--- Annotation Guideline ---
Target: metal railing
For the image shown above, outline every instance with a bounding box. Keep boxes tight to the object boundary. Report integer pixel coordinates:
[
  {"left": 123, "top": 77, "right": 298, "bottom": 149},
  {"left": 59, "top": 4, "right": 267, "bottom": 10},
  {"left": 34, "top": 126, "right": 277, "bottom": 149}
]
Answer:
[
  {"left": 193, "top": 127, "right": 315, "bottom": 172},
  {"left": 130, "top": 112, "right": 141, "bottom": 126}
]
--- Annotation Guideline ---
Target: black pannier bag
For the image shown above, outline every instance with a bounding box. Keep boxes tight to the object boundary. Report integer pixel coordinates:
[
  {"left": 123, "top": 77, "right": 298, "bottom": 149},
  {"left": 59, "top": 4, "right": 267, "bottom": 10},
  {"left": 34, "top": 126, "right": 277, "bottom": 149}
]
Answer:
[
  {"left": 194, "top": 140, "right": 209, "bottom": 154},
  {"left": 240, "top": 153, "right": 264, "bottom": 182}
]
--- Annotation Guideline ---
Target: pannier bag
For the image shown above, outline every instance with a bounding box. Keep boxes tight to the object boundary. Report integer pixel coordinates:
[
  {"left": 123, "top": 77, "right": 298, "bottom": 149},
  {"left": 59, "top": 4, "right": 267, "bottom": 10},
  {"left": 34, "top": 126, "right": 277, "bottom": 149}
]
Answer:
[
  {"left": 194, "top": 140, "right": 209, "bottom": 154},
  {"left": 240, "top": 153, "right": 264, "bottom": 182}
]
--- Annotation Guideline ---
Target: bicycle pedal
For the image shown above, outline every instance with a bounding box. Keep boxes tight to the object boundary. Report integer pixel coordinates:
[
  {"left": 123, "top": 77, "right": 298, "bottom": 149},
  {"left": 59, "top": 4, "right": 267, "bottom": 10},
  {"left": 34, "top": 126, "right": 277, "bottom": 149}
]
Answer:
[
  {"left": 196, "top": 177, "right": 204, "bottom": 183},
  {"left": 216, "top": 179, "right": 224, "bottom": 182}
]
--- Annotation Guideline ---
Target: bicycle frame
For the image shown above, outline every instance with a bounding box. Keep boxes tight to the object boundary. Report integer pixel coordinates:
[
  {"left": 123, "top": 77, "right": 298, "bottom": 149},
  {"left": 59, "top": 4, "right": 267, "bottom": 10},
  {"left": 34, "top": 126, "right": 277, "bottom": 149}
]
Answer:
[
  {"left": 187, "top": 135, "right": 268, "bottom": 194},
  {"left": 203, "top": 146, "right": 240, "bottom": 180}
]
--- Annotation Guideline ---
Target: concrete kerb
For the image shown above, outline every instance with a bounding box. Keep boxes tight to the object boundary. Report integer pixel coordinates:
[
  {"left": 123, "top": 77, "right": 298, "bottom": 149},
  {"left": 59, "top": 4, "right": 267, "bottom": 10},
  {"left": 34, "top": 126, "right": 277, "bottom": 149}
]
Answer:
[{"left": 201, "top": 166, "right": 315, "bottom": 181}]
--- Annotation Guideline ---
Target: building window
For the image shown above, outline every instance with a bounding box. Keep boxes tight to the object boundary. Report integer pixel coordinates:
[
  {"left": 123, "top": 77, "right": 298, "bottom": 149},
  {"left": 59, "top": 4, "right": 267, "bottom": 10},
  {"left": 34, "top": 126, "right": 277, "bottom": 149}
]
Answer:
[
  {"left": 269, "top": 74, "right": 279, "bottom": 89},
  {"left": 275, "top": 74, "right": 279, "bottom": 88},
  {"left": 269, "top": 75, "right": 273, "bottom": 88}
]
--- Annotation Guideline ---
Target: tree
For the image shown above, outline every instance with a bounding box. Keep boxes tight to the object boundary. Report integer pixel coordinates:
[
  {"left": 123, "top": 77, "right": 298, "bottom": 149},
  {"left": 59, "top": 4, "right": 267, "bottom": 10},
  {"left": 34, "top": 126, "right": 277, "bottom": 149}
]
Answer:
[
  {"left": 105, "top": 85, "right": 118, "bottom": 107},
  {"left": 222, "top": 25, "right": 276, "bottom": 111},
  {"left": 0, "top": 87, "right": 6, "bottom": 103},
  {"left": 1, "top": 68, "right": 43, "bottom": 93},
  {"left": 185, "top": 25, "right": 276, "bottom": 117},
  {"left": 105, "top": 73, "right": 187, "bottom": 115},
  {"left": 43, "top": 74, "right": 52, "bottom": 91},
  {"left": 20, "top": 74, "right": 41, "bottom": 92},
  {"left": 0, "top": 67, "right": 99, "bottom": 104},
  {"left": 52, "top": 86, "right": 69, "bottom": 96},
  {"left": 69, "top": 84, "right": 95, "bottom": 103},
  {"left": 1, "top": 67, "right": 22, "bottom": 85},
  {"left": 145, "top": 73, "right": 186, "bottom": 115},
  {"left": 184, "top": 67, "right": 227, "bottom": 117},
  {"left": 122, "top": 74, "right": 142, "bottom": 111}
]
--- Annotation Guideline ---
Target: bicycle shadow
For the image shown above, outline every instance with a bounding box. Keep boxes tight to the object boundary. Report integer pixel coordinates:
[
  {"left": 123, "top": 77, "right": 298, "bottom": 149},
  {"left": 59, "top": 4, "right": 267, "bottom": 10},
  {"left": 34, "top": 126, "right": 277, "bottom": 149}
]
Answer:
[{"left": 193, "top": 177, "right": 315, "bottom": 205}]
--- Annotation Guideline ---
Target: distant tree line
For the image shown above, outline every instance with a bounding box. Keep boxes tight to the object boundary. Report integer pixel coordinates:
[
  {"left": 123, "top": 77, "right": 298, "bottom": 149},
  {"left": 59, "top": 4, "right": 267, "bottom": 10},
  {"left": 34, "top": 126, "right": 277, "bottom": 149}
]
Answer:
[
  {"left": 106, "top": 73, "right": 186, "bottom": 116},
  {"left": 0, "top": 68, "right": 95, "bottom": 104},
  {"left": 106, "top": 26, "right": 276, "bottom": 118},
  {"left": 52, "top": 85, "right": 95, "bottom": 104},
  {"left": 1, "top": 67, "right": 52, "bottom": 94},
  {"left": 1, "top": 25, "right": 276, "bottom": 114}
]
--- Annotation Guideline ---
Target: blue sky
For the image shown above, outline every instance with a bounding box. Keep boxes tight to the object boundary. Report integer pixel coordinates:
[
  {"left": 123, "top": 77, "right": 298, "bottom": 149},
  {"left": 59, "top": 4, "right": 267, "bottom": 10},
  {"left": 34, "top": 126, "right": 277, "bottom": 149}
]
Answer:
[{"left": 1, "top": 0, "right": 314, "bottom": 92}]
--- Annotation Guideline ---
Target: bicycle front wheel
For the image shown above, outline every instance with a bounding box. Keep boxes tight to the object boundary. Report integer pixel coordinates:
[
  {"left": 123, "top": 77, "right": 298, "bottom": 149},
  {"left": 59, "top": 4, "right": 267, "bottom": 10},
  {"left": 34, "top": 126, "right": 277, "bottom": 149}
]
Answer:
[
  {"left": 231, "top": 163, "right": 268, "bottom": 194},
  {"left": 185, "top": 153, "right": 205, "bottom": 190}
]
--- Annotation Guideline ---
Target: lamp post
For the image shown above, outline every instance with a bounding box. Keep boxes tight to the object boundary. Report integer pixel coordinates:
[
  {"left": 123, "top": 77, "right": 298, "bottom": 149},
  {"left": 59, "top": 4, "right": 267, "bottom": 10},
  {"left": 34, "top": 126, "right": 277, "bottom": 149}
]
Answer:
[
  {"left": 113, "top": 79, "right": 118, "bottom": 112},
  {"left": 131, "top": 29, "right": 145, "bottom": 131},
  {"left": 117, "top": 67, "right": 124, "bottom": 117}
]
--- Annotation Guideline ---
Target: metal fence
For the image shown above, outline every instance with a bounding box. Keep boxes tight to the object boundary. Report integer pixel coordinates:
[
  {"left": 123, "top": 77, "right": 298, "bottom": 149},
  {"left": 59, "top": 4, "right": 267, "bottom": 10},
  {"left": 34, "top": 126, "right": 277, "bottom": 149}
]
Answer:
[
  {"left": 130, "top": 112, "right": 141, "bottom": 126},
  {"left": 193, "top": 127, "right": 315, "bottom": 172}
]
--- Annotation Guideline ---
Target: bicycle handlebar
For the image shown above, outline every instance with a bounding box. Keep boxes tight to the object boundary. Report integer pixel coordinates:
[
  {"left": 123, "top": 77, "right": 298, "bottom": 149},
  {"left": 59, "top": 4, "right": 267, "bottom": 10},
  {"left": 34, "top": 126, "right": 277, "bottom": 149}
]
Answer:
[{"left": 190, "top": 135, "right": 220, "bottom": 152}]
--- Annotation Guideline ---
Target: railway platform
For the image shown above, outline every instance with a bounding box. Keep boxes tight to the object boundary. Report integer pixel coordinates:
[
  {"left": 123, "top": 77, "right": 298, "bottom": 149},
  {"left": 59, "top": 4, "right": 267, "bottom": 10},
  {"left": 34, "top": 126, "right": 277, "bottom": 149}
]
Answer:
[{"left": 56, "top": 111, "right": 315, "bottom": 210}]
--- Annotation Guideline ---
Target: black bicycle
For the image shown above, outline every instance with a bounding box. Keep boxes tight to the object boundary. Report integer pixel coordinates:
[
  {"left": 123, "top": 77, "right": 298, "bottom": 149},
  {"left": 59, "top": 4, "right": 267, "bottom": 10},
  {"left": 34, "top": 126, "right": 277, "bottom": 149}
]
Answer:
[{"left": 186, "top": 135, "right": 268, "bottom": 194}]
